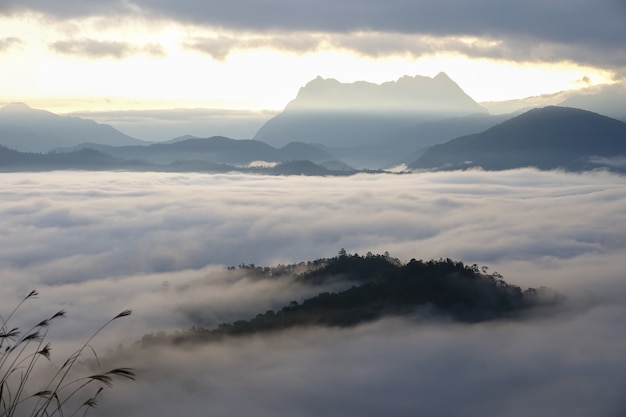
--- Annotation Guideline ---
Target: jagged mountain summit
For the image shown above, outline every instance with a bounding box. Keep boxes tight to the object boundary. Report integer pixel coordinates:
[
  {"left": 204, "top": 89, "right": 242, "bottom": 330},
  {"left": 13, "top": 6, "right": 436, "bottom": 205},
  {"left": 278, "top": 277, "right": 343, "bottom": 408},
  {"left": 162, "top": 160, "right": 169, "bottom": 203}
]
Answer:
[
  {"left": 410, "top": 106, "right": 626, "bottom": 172},
  {"left": 0, "top": 102, "right": 146, "bottom": 152},
  {"left": 282, "top": 72, "right": 485, "bottom": 114},
  {"left": 254, "top": 73, "right": 487, "bottom": 150}
]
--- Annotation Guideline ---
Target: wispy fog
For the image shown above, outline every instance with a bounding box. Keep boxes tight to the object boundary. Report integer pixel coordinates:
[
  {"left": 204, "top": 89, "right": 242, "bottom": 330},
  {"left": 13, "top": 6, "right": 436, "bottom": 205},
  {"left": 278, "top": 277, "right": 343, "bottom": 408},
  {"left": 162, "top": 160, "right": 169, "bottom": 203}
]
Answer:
[
  {"left": 1, "top": 169, "right": 625, "bottom": 416},
  {"left": 65, "top": 108, "right": 278, "bottom": 141}
]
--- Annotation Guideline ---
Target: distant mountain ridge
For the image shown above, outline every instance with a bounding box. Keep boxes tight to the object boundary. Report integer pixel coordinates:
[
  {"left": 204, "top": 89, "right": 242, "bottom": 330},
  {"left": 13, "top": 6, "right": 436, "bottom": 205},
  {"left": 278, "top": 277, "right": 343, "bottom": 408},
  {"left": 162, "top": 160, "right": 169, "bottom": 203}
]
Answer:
[
  {"left": 0, "top": 102, "right": 146, "bottom": 152},
  {"left": 559, "top": 84, "right": 626, "bottom": 121},
  {"left": 0, "top": 145, "right": 144, "bottom": 171},
  {"left": 58, "top": 136, "right": 347, "bottom": 168},
  {"left": 4, "top": 75, "right": 626, "bottom": 173},
  {"left": 254, "top": 73, "right": 488, "bottom": 152},
  {"left": 480, "top": 84, "right": 626, "bottom": 121},
  {"left": 0, "top": 144, "right": 356, "bottom": 176},
  {"left": 410, "top": 106, "right": 626, "bottom": 172},
  {"left": 283, "top": 72, "right": 485, "bottom": 114}
]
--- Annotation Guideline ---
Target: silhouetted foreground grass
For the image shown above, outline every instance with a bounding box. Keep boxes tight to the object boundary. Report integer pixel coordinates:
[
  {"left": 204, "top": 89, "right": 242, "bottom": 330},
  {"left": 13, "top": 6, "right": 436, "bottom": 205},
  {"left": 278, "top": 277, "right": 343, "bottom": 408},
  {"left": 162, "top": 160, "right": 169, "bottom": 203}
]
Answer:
[
  {"left": 1, "top": 290, "right": 134, "bottom": 417},
  {"left": 141, "top": 253, "right": 557, "bottom": 346}
]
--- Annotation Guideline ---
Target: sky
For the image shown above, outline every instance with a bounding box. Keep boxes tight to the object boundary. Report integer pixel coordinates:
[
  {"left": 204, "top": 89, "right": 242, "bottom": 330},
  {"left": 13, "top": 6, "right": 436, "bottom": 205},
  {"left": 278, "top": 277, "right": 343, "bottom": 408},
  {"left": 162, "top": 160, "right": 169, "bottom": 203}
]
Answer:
[
  {"left": 2, "top": 169, "right": 626, "bottom": 416},
  {"left": 1, "top": 0, "right": 626, "bottom": 113}
]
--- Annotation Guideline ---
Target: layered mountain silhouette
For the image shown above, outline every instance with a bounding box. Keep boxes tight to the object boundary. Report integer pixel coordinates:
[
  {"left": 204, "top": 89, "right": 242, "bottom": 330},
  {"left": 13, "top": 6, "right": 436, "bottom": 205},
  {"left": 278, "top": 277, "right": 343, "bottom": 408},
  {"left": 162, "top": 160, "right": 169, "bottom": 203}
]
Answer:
[
  {"left": 481, "top": 83, "right": 626, "bottom": 121},
  {"left": 0, "top": 145, "right": 147, "bottom": 171},
  {"left": 0, "top": 102, "right": 146, "bottom": 152},
  {"left": 559, "top": 84, "right": 626, "bottom": 122},
  {"left": 254, "top": 73, "right": 488, "bottom": 164},
  {"left": 58, "top": 136, "right": 348, "bottom": 168},
  {"left": 4, "top": 76, "right": 626, "bottom": 174},
  {"left": 410, "top": 106, "right": 626, "bottom": 172},
  {"left": 383, "top": 113, "right": 510, "bottom": 165},
  {"left": 0, "top": 144, "right": 356, "bottom": 175}
]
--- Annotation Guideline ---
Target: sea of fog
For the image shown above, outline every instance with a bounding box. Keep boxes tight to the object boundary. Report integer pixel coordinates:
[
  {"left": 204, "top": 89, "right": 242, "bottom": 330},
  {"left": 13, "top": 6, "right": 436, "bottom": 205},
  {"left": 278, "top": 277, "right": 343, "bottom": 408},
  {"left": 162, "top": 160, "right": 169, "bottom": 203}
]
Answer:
[{"left": 1, "top": 169, "right": 625, "bottom": 416}]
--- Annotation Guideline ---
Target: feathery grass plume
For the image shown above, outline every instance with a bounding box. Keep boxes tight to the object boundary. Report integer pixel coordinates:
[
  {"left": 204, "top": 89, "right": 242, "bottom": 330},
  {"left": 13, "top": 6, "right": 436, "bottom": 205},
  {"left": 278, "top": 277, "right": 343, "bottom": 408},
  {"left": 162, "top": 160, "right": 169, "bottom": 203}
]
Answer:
[{"left": 0, "top": 290, "right": 134, "bottom": 417}]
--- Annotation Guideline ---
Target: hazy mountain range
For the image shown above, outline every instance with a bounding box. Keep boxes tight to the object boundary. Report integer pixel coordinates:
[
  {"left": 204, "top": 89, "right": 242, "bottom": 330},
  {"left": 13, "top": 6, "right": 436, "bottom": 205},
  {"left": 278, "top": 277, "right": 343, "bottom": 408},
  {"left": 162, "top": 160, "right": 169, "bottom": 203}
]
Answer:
[
  {"left": 254, "top": 73, "right": 489, "bottom": 166},
  {"left": 0, "top": 102, "right": 146, "bottom": 152},
  {"left": 410, "top": 106, "right": 626, "bottom": 171},
  {"left": 481, "top": 83, "right": 626, "bottom": 121},
  {"left": 1, "top": 73, "right": 625, "bottom": 174},
  {"left": 57, "top": 137, "right": 341, "bottom": 167}
]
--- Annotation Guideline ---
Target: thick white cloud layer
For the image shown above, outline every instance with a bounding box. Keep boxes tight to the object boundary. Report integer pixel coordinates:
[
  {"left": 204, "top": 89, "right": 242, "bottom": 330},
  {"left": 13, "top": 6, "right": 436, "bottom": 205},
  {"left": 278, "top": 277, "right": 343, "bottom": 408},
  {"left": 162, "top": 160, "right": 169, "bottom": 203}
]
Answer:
[{"left": 1, "top": 169, "right": 625, "bottom": 416}]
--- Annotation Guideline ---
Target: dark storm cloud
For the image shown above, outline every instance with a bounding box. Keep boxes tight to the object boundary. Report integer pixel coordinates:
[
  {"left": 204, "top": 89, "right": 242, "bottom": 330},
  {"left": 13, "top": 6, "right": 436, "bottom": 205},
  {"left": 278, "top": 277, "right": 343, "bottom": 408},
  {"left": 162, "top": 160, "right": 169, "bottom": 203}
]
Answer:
[
  {"left": 7, "top": 0, "right": 620, "bottom": 45},
  {"left": 2, "top": 169, "right": 626, "bottom": 416},
  {"left": 3, "top": 0, "right": 626, "bottom": 69},
  {"left": 0, "top": 0, "right": 136, "bottom": 18},
  {"left": 50, "top": 38, "right": 165, "bottom": 59}
]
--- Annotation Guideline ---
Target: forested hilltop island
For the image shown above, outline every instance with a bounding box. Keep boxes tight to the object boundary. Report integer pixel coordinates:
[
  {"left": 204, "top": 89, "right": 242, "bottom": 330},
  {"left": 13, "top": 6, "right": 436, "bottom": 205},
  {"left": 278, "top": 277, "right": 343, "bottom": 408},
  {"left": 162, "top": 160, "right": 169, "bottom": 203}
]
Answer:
[{"left": 140, "top": 252, "right": 558, "bottom": 347}]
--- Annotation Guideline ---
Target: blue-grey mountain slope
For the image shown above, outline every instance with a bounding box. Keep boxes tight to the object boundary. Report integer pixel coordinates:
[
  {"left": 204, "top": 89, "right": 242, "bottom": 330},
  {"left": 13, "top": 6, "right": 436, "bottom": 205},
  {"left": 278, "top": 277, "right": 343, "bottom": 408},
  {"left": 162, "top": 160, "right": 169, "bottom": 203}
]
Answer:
[
  {"left": 481, "top": 84, "right": 626, "bottom": 121},
  {"left": 253, "top": 73, "right": 487, "bottom": 166},
  {"left": 57, "top": 136, "right": 349, "bottom": 169},
  {"left": 0, "top": 102, "right": 146, "bottom": 152},
  {"left": 0, "top": 144, "right": 356, "bottom": 175},
  {"left": 0, "top": 145, "right": 146, "bottom": 171},
  {"left": 409, "top": 106, "right": 626, "bottom": 172},
  {"left": 558, "top": 84, "right": 626, "bottom": 122}
]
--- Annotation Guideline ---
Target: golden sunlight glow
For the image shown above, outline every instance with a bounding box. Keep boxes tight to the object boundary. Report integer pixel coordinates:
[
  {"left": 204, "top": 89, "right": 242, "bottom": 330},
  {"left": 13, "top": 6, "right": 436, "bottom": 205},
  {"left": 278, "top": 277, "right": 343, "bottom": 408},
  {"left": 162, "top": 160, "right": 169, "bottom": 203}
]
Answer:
[
  {"left": 415, "top": 53, "right": 614, "bottom": 102},
  {"left": 0, "top": 14, "right": 616, "bottom": 113}
]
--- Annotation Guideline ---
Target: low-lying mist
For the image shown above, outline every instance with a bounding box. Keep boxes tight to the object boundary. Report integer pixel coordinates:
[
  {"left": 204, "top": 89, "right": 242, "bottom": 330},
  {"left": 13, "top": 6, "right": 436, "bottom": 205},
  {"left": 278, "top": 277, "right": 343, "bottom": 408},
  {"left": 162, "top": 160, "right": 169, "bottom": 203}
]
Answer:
[{"left": 1, "top": 169, "right": 625, "bottom": 416}]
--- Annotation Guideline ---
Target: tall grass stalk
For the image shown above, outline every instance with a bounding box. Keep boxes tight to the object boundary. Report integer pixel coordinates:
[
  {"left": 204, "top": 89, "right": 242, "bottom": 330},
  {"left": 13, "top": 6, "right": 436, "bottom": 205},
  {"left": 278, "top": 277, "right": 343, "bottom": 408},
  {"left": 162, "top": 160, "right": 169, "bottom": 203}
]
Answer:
[{"left": 0, "top": 290, "right": 134, "bottom": 417}]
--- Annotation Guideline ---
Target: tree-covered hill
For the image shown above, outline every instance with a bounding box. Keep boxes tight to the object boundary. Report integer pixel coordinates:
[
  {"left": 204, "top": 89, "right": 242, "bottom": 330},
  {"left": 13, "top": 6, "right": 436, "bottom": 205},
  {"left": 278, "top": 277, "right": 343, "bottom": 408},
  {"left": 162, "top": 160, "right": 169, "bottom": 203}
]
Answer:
[{"left": 140, "top": 253, "right": 555, "bottom": 347}]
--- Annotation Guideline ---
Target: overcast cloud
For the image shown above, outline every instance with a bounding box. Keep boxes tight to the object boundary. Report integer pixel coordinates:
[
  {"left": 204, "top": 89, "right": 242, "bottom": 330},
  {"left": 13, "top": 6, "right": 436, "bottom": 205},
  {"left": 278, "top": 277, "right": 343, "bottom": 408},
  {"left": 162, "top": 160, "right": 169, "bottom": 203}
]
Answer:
[
  {"left": 1, "top": 169, "right": 625, "bottom": 416},
  {"left": 2, "top": 0, "right": 626, "bottom": 71},
  {"left": 49, "top": 38, "right": 165, "bottom": 59},
  {"left": 0, "top": 36, "right": 21, "bottom": 51}
]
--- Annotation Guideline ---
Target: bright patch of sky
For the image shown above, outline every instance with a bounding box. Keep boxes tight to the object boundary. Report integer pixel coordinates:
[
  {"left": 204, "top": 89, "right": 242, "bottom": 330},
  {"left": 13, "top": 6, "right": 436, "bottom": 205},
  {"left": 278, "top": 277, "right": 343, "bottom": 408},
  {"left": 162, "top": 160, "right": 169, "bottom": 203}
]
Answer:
[{"left": 0, "top": 7, "right": 621, "bottom": 113}]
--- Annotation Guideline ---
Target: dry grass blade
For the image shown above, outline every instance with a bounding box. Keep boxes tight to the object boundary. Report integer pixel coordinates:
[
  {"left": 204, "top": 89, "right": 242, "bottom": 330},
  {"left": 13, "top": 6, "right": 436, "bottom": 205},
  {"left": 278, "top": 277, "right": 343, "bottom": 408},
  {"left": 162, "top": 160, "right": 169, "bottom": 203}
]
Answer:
[
  {"left": 20, "top": 331, "right": 42, "bottom": 343},
  {"left": 32, "top": 390, "right": 53, "bottom": 398},
  {"left": 86, "top": 346, "right": 102, "bottom": 369},
  {"left": 86, "top": 375, "right": 113, "bottom": 388},
  {"left": 25, "top": 290, "right": 39, "bottom": 300},
  {"left": 37, "top": 343, "right": 52, "bottom": 360},
  {"left": 113, "top": 310, "right": 132, "bottom": 319},
  {"left": 1, "top": 290, "right": 39, "bottom": 331},
  {"left": 105, "top": 368, "right": 135, "bottom": 381},
  {"left": 0, "top": 329, "right": 20, "bottom": 340},
  {"left": 60, "top": 353, "right": 81, "bottom": 370},
  {"left": 50, "top": 311, "right": 66, "bottom": 320},
  {"left": 2, "top": 295, "right": 134, "bottom": 417},
  {"left": 82, "top": 397, "right": 98, "bottom": 408},
  {"left": 82, "top": 388, "right": 103, "bottom": 409}
]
